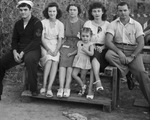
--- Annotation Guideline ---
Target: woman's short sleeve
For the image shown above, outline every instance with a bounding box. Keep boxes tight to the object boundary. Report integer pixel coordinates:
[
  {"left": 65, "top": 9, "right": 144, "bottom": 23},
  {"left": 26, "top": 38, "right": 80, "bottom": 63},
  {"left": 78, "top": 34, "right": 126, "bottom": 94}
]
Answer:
[
  {"left": 58, "top": 21, "right": 64, "bottom": 38},
  {"left": 83, "top": 20, "right": 91, "bottom": 28},
  {"left": 41, "top": 19, "right": 46, "bottom": 34}
]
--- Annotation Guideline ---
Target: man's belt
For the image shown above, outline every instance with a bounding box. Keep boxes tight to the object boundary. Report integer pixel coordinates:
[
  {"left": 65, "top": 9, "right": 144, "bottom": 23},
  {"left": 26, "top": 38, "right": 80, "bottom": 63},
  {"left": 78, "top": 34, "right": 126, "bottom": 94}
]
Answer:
[{"left": 115, "top": 42, "right": 136, "bottom": 46}]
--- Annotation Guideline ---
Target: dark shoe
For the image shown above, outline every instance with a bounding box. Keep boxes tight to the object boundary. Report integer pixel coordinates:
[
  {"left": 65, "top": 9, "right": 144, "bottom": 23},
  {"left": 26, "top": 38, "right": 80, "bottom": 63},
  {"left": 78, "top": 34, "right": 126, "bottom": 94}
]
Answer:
[
  {"left": 31, "top": 91, "right": 38, "bottom": 96},
  {"left": 126, "top": 72, "right": 135, "bottom": 90},
  {"left": 0, "top": 95, "right": 1, "bottom": 100}
]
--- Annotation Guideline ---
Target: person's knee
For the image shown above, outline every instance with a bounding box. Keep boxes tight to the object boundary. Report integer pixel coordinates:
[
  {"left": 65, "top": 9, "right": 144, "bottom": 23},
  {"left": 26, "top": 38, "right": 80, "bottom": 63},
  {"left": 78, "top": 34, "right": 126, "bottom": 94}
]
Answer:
[
  {"left": 105, "top": 50, "right": 113, "bottom": 62},
  {"left": 24, "top": 56, "right": 37, "bottom": 65},
  {"left": 81, "top": 73, "right": 86, "bottom": 80},
  {"left": 72, "top": 71, "right": 75, "bottom": 78},
  {"left": 67, "top": 69, "right": 72, "bottom": 76},
  {"left": 72, "top": 70, "right": 77, "bottom": 78}
]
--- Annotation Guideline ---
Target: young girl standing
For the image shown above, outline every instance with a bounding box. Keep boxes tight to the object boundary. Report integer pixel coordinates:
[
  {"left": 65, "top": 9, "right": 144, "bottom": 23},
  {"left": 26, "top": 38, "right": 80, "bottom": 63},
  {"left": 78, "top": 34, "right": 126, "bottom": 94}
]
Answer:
[{"left": 69, "top": 27, "right": 94, "bottom": 96}]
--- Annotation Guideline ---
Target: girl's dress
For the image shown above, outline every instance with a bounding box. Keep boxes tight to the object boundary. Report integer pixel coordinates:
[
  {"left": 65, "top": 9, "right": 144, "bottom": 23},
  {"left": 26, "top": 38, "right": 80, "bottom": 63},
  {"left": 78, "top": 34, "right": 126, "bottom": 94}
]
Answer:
[
  {"left": 84, "top": 20, "right": 109, "bottom": 72},
  {"left": 59, "top": 18, "right": 84, "bottom": 67},
  {"left": 40, "top": 19, "right": 64, "bottom": 67},
  {"left": 73, "top": 41, "right": 92, "bottom": 70}
]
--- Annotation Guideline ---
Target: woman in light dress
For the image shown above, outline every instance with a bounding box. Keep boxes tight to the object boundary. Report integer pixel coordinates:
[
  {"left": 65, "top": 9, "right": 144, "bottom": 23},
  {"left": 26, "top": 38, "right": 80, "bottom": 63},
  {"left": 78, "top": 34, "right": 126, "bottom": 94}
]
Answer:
[
  {"left": 84, "top": 2, "right": 109, "bottom": 99},
  {"left": 40, "top": 2, "right": 64, "bottom": 97}
]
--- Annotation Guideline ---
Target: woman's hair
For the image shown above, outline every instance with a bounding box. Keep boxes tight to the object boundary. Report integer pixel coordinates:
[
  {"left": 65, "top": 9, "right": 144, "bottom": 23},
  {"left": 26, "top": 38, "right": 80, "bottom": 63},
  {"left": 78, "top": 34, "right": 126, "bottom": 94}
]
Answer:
[
  {"left": 43, "top": 2, "right": 62, "bottom": 19},
  {"left": 88, "top": 2, "right": 107, "bottom": 20},
  {"left": 66, "top": 3, "right": 82, "bottom": 15},
  {"left": 18, "top": 3, "right": 31, "bottom": 9},
  {"left": 81, "top": 27, "right": 93, "bottom": 36}
]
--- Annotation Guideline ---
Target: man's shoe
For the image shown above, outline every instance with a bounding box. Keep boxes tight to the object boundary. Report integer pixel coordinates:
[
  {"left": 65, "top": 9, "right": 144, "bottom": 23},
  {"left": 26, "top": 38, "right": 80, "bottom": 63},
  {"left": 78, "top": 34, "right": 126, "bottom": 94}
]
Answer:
[{"left": 126, "top": 72, "right": 135, "bottom": 90}]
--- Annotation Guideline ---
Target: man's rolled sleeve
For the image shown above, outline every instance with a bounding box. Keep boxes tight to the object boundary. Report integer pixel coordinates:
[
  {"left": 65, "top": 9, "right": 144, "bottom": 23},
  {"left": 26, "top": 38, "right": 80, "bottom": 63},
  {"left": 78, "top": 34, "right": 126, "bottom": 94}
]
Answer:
[
  {"left": 135, "top": 22, "right": 144, "bottom": 38},
  {"left": 106, "top": 22, "right": 115, "bottom": 36}
]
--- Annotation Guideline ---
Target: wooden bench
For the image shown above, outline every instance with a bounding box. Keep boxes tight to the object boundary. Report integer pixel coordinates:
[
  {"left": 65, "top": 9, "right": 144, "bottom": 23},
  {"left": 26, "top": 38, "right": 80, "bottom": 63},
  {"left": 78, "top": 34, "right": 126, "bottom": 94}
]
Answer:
[
  {"left": 21, "top": 65, "right": 119, "bottom": 112},
  {"left": 142, "top": 46, "right": 150, "bottom": 75},
  {"left": 21, "top": 46, "right": 150, "bottom": 112}
]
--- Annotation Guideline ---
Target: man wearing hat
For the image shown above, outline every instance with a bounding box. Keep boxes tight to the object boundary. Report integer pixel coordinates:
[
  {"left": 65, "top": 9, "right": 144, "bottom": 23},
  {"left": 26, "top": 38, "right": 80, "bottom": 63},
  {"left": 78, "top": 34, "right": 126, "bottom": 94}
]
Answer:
[{"left": 0, "top": 0, "right": 43, "bottom": 99}]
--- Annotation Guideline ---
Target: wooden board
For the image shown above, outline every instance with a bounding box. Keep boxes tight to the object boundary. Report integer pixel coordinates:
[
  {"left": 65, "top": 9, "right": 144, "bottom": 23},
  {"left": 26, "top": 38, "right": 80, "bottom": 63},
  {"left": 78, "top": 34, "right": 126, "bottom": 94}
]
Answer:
[
  {"left": 21, "top": 91, "right": 112, "bottom": 106},
  {"left": 133, "top": 98, "right": 150, "bottom": 108}
]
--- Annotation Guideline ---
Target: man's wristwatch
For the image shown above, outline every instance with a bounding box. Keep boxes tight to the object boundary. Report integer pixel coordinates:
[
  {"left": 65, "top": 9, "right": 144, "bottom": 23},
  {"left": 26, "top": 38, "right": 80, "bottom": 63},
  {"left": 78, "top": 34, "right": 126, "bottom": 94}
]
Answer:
[{"left": 131, "top": 54, "right": 136, "bottom": 59}]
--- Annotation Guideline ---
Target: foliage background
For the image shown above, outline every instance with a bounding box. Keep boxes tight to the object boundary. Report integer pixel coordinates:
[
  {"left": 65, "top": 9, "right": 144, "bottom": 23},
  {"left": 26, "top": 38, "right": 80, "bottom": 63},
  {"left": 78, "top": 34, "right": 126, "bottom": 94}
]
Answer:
[{"left": 0, "top": 0, "right": 150, "bottom": 58}]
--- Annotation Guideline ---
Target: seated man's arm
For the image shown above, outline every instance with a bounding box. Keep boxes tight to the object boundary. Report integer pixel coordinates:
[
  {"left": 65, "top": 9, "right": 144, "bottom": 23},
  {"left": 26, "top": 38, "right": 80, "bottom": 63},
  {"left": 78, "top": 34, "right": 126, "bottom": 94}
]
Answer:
[
  {"left": 11, "top": 22, "right": 22, "bottom": 63},
  {"left": 11, "top": 23, "right": 19, "bottom": 52},
  {"left": 105, "top": 32, "right": 127, "bottom": 65},
  {"left": 132, "top": 35, "right": 144, "bottom": 57},
  {"left": 133, "top": 21, "right": 145, "bottom": 56},
  {"left": 105, "top": 33, "right": 121, "bottom": 54}
]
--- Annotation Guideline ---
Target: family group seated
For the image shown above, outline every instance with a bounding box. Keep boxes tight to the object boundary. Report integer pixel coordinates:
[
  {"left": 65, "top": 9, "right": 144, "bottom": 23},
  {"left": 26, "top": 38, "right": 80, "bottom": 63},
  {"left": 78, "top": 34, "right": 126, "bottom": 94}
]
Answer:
[{"left": 0, "top": 0, "right": 149, "bottom": 105}]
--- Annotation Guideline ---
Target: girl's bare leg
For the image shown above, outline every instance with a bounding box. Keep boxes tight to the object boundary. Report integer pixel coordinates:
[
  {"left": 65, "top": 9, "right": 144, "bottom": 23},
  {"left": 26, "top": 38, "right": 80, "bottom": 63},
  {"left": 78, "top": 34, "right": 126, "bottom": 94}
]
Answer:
[
  {"left": 47, "top": 61, "right": 58, "bottom": 90},
  {"left": 42, "top": 60, "right": 52, "bottom": 89},
  {"left": 65, "top": 67, "right": 73, "bottom": 89},
  {"left": 59, "top": 67, "right": 66, "bottom": 89}
]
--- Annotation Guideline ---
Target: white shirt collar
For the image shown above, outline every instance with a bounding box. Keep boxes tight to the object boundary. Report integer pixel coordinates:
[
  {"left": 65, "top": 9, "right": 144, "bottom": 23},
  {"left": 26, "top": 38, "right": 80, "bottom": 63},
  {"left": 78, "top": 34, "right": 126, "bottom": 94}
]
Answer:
[{"left": 116, "top": 17, "right": 134, "bottom": 24}]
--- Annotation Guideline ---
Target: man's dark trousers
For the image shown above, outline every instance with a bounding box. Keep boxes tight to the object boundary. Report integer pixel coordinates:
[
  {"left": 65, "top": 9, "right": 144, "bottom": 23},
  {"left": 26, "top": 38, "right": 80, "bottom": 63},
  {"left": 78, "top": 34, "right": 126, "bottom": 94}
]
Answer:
[{"left": 0, "top": 49, "right": 41, "bottom": 95}]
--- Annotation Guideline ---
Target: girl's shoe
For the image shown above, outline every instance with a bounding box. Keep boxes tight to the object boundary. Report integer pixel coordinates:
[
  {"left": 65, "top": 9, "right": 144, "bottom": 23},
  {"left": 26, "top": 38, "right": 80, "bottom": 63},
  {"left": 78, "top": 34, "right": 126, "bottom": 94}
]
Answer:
[
  {"left": 63, "top": 88, "right": 71, "bottom": 97},
  {"left": 46, "top": 90, "right": 53, "bottom": 97},
  {"left": 86, "top": 94, "right": 94, "bottom": 99},
  {"left": 93, "top": 80, "right": 104, "bottom": 91},
  {"left": 57, "top": 88, "right": 64, "bottom": 97},
  {"left": 78, "top": 85, "right": 86, "bottom": 96},
  {"left": 40, "top": 88, "right": 46, "bottom": 95}
]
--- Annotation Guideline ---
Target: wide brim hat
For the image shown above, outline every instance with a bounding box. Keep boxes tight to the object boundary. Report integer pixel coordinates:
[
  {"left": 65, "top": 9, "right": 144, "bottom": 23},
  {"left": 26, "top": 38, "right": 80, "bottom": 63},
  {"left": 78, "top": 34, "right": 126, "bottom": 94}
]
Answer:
[{"left": 16, "top": 0, "right": 34, "bottom": 8}]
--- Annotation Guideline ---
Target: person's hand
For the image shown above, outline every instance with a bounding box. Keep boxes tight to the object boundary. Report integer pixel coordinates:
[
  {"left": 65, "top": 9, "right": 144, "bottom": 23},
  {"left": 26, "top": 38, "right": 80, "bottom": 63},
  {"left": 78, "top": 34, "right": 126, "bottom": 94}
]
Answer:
[
  {"left": 19, "top": 51, "right": 24, "bottom": 60},
  {"left": 67, "top": 53, "right": 72, "bottom": 57},
  {"left": 13, "top": 50, "right": 22, "bottom": 63},
  {"left": 125, "top": 56, "right": 134, "bottom": 64},
  {"left": 96, "top": 46, "right": 103, "bottom": 53},
  {"left": 47, "top": 49, "right": 54, "bottom": 56},
  {"left": 53, "top": 50, "right": 58, "bottom": 57},
  {"left": 117, "top": 51, "right": 127, "bottom": 65},
  {"left": 82, "top": 46, "right": 88, "bottom": 53}
]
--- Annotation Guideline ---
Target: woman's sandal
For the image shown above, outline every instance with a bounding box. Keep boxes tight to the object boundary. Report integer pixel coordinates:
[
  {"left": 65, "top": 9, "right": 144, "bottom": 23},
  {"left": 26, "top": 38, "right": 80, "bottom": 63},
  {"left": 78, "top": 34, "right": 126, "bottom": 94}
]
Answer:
[
  {"left": 57, "top": 88, "right": 64, "bottom": 98},
  {"left": 63, "top": 88, "right": 71, "bottom": 97},
  {"left": 78, "top": 85, "right": 86, "bottom": 96},
  {"left": 86, "top": 94, "right": 94, "bottom": 99},
  {"left": 40, "top": 88, "right": 46, "bottom": 95},
  {"left": 46, "top": 90, "right": 53, "bottom": 97},
  {"left": 93, "top": 80, "right": 104, "bottom": 91}
]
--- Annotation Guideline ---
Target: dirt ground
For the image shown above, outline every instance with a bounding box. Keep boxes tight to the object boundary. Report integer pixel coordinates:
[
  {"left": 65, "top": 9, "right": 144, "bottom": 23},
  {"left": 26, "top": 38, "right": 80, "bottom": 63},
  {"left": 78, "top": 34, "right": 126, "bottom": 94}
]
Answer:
[{"left": 0, "top": 73, "right": 150, "bottom": 120}]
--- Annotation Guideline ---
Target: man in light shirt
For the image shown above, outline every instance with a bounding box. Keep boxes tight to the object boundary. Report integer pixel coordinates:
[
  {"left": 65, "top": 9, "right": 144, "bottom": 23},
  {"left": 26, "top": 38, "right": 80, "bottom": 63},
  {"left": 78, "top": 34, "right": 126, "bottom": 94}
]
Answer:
[{"left": 105, "top": 1, "right": 150, "bottom": 105}]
